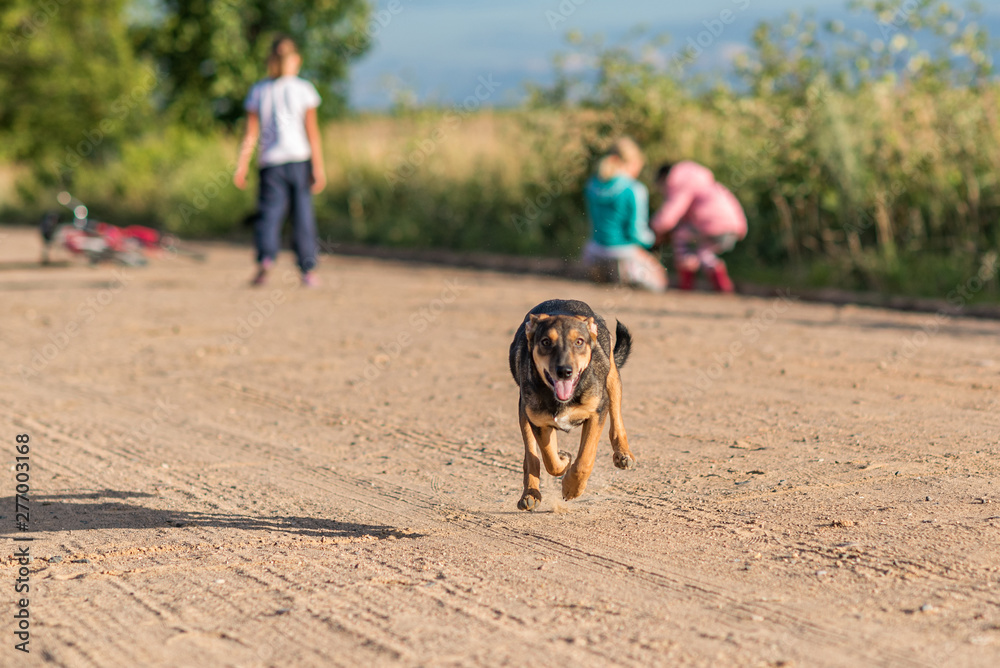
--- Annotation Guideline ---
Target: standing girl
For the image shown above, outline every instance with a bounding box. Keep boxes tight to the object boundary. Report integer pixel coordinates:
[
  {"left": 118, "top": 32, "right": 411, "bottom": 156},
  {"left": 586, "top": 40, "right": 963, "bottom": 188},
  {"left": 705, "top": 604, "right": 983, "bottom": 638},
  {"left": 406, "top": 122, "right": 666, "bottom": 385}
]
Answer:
[{"left": 234, "top": 36, "right": 326, "bottom": 287}]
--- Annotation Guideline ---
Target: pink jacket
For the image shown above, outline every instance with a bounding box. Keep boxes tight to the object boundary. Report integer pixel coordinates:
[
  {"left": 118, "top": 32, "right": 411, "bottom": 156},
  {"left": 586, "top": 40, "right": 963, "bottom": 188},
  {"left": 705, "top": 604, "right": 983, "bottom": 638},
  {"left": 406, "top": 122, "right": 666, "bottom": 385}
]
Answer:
[{"left": 651, "top": 161, "right": 747, "bottom": 239}]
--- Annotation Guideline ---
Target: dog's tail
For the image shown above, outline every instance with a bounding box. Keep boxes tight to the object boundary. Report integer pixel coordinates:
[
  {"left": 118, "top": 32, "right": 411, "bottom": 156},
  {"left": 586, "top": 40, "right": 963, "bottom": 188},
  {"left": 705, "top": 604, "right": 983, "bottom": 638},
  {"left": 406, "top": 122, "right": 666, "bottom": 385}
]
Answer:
[{"left": 613, "top": 320, "right": 632, "bottom": 369}]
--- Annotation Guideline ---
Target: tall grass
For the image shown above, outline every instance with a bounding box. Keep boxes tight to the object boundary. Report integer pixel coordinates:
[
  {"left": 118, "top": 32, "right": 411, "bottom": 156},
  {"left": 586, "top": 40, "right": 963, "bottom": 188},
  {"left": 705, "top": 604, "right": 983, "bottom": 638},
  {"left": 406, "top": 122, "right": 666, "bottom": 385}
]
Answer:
[{"left": 315, "top": 110, "right": 600, "bottom": 256}]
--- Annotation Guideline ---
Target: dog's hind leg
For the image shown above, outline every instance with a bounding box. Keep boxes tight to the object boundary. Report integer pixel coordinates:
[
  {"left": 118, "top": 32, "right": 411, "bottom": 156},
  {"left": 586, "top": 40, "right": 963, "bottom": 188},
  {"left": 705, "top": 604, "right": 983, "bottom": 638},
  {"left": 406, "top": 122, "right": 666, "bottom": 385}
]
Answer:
[
  {"left": 533, "top": 424, "right": 571, "bottom": 477},
  {"left": 607, "top": 361, "right": 636, "bottom": 470},
  {"left": 517, "top": 402, "right": 543, "bottom": 511},
  {"left": 561, "top": 412, "right": 607, "bottom": 500}
]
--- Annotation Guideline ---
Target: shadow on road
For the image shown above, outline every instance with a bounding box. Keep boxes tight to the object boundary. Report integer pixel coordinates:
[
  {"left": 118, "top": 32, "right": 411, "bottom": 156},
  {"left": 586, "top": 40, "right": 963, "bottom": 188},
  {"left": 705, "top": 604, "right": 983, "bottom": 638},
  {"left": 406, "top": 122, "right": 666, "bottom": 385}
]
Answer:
[
  {"left": 0, "top": 491, "right": 420, "bottom": 540},
  {"left": 0, "top": 260, "right": 71, "bottom": 271}
]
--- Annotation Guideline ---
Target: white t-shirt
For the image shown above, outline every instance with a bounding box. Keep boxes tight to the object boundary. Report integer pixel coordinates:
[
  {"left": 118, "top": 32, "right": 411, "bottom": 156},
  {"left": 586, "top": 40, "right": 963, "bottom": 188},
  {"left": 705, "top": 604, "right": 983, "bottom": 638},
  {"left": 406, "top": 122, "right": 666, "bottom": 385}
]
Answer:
[{"left": 244, "top": 76, "right": 321, "bottom": 168}]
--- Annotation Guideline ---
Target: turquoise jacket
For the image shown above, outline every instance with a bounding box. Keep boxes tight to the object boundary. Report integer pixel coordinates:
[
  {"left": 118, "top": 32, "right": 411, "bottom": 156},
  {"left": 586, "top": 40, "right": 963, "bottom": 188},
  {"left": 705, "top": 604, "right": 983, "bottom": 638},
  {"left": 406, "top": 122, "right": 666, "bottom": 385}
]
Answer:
[{"left": 584, "top": 175, "right": 654, "bottom": 248}]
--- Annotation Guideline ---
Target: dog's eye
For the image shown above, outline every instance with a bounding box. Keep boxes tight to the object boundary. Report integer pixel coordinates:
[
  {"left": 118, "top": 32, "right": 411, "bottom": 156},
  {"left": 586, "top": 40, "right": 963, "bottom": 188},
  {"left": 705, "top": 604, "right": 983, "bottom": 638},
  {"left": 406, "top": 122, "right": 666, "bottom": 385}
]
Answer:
[
  {"left": 575, "top": 338, "right": 585, "bottom": 347},
  {"left": 540, "top": 338, "right": 552, "bottom": 347}
]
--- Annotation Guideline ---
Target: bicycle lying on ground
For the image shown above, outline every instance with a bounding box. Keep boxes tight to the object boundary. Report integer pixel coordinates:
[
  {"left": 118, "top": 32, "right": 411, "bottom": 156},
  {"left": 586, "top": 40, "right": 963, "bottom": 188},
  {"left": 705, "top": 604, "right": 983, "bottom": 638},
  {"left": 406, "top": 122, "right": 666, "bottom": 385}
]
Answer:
[{"left": 40, "top": 192, "right": 206, "bottom": 266}]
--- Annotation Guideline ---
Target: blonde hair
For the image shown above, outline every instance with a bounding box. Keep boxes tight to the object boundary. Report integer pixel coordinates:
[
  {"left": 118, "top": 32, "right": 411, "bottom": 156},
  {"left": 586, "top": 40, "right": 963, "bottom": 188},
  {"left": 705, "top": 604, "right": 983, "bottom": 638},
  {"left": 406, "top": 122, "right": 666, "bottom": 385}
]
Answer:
[
  {"left": 267, "top": 36, "right": 299, "bottom": 78},
  {"left": 597, "top": 137, "right": 644, "bottom": 181}
]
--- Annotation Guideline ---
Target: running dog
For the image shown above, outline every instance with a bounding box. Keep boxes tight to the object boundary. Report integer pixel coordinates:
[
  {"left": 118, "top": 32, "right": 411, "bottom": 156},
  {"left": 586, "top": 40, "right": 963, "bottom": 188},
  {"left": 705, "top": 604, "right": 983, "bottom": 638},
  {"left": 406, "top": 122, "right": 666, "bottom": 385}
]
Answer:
[{"left": 508, "top": 299, "right": 635, "bottom": 510}]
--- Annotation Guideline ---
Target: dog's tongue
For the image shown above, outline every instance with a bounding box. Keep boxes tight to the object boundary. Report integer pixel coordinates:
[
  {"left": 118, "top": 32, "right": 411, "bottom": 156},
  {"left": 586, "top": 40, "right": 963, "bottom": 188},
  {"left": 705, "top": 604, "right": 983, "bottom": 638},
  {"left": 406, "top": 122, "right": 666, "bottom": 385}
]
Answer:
[{"left": 554, "top": 378, "right": 575, "bottom": 401}]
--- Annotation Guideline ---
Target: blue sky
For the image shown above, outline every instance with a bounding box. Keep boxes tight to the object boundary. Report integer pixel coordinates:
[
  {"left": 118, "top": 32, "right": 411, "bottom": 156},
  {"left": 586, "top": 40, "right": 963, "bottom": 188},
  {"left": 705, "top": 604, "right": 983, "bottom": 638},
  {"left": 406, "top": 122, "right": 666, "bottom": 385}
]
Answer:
[{"left": 347, "top": 0, "right": 999, "bottom": 108}]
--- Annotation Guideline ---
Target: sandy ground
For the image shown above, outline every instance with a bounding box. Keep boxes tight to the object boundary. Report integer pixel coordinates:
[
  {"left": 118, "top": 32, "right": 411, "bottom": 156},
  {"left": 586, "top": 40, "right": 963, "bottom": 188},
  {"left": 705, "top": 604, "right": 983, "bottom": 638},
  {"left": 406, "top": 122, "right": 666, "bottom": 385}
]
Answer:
[{"left": 2, "top": 225, "right": 1000, "bottom": 667}]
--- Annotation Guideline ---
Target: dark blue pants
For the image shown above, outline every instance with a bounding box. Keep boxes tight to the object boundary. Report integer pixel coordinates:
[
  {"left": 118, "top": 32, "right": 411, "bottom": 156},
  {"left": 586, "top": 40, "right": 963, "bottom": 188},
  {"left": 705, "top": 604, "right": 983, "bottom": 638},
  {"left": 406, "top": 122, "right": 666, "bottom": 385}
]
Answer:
[{"left": 255, "top": 161, "right": 317, "bottom": 272}]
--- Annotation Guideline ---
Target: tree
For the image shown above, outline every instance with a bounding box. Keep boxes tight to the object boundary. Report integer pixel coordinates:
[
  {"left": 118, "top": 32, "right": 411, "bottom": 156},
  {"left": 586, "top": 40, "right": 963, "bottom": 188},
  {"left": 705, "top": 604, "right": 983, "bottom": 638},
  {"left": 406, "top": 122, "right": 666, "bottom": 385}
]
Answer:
[
  {"left": 131, "top": 0, "right": 373, "bottom": 129},
  {"left": 0, "top": 0, "right": 153, "bottom": 181}
]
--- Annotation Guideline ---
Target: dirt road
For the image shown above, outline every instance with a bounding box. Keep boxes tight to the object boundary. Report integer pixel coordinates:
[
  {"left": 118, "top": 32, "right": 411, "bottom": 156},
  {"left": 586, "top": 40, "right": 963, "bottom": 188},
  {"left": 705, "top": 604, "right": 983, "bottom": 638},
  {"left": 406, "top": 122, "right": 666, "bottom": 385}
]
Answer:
[{"left": 2, "top": 226, "right": 1000, "bottom": 667}]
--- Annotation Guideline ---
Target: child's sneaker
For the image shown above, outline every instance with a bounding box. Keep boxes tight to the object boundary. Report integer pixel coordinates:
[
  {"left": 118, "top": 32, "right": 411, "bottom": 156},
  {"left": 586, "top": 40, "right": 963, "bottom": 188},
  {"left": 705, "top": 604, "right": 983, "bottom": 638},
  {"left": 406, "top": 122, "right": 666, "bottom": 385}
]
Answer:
[
  {"left": 301, "top": 272, "right": 319, "bottom": 288},
  {"left": 708, "top": 263, "right": 734, "bottom": 293},
  {"left": 251, "top": 258, "right": 273, "bottom": 287},
  {"left": 677, "top": 269, "right": 696, "bottom": 291}
]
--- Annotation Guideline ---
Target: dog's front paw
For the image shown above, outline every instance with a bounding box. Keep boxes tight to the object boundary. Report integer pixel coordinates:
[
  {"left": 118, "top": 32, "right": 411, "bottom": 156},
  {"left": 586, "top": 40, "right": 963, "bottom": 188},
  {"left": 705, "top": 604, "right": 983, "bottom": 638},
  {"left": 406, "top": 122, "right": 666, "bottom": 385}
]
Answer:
[
  {"left": 613, "top": 451, "right": 636, "bottom": 470},
  {"left": 517, "top": 489, "right": 541, "bottom": 511},
  {"left": 553, "top": 450, "right": 572, "bottom": 476},
  {"left": 561, "top": 472, "right": 587, "bottom": 501}
]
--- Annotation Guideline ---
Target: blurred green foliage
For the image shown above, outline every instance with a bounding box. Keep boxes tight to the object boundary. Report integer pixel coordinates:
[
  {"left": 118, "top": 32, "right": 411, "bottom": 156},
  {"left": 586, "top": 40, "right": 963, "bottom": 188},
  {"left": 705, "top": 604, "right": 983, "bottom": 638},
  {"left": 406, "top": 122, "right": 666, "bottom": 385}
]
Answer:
[
  {"left": 130, "top": 0, "right": 371, "bottom": 129},
  {"left": 0, "top": 0, "right": 151, "bottom": 178},
  {"left": 0, "top": 0, "right": 371, "bottom": 187},
  {"left": 520, "top": 0, "right": 1000, "bottom": 296}
]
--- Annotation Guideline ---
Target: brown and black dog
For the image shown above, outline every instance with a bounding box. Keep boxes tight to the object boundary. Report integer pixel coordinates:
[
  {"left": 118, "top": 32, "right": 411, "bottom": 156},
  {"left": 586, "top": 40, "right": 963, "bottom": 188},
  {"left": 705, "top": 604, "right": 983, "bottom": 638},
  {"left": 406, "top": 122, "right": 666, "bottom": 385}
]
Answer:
[{"left": 508, "top": 299, "right": 635, "bottom": 510}]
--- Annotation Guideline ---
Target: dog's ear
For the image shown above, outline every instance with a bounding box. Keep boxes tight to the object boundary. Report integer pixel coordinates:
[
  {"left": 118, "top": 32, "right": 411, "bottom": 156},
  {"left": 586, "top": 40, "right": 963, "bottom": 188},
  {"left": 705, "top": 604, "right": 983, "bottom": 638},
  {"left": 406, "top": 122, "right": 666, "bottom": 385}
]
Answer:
[
  {"left": 525, "top": 313, "right": 550, "bottom": 339},
  {"left": 574, "top": 315, "right": 599, "bottom": 341}
]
